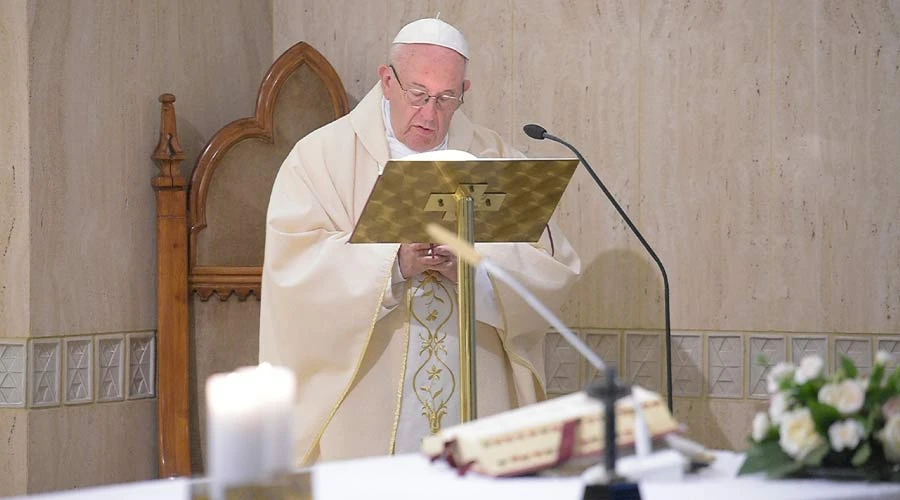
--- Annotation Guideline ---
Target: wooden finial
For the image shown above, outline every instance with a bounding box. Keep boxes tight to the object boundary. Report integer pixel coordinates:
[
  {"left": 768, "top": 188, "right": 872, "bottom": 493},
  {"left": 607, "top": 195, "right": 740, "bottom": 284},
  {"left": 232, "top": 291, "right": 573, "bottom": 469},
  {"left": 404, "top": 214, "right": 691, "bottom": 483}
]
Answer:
[{"left": 152, "top": 93, "right": 186, "bottom": 189}]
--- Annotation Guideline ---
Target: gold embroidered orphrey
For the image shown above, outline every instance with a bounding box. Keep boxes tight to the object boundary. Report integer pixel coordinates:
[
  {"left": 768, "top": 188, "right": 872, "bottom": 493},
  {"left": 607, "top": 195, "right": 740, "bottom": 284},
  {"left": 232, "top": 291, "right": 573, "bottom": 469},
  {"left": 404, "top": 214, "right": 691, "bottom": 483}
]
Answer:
[{"left": 409, "top": 272, "right": 457, "bottom": 434}]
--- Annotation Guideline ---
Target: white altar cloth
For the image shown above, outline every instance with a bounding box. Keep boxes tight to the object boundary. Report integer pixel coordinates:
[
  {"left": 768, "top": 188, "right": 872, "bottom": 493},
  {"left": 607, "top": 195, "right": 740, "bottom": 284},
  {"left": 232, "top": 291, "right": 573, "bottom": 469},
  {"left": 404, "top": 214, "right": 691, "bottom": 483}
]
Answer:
[
  {"left": 314, "top": 452, "right": 900, "bottom": 500},
  {"left": 9, "top": 452, "right": 900, "bottom": 500}
]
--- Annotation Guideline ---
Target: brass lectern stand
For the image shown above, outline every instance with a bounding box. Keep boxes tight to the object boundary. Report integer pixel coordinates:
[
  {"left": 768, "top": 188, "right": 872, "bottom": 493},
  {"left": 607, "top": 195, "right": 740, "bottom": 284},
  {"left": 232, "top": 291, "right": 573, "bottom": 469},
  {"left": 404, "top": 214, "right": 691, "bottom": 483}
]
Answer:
[{"left": 350, "top": 157, "right": 577, "bottom": 423}]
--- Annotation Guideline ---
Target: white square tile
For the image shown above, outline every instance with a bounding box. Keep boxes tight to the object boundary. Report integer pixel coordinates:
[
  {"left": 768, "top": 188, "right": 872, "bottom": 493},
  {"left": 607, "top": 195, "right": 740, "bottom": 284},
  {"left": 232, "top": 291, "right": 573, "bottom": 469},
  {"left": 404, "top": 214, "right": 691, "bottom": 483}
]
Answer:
[
  {"left": 671, "top": 334, "right": 702, "bottom": 397},
  {"left": 127, "top": 332, "right": 155, "bottom": 399},
  {"left": 64, "top": 336, "right": 93, "bottom": 404},
  {"left": 0, "top": 341, "right": 27, "bottom": 408},
  {"left": 625, "top": 332, "right": 661, "bottom": 392},
  {"left": 96, "top": 334, "right": 125, "bottom": 402},
  {"left": 877, "top": 336, "right": 900, "bottom": 371},
  {"left": 29, "top": 339, "right": 61, "bottom": 407},
  {"left": 791, "top": 335, "right": 828, "bottom": 371},
  {"left": 834, "top": 336, "right": 872, "bottom": 376},
  {"left": 582, "top": 330, "right": 620, "bottom": 386},
  {"left": 545, "top": 331, "right": 580, "bottom": 393},
  {"left": 708, "top": 335, "right": 743, "bottom": 398},
  {"left": 748, "top": 335, "right": 786, "bottom": 399}
]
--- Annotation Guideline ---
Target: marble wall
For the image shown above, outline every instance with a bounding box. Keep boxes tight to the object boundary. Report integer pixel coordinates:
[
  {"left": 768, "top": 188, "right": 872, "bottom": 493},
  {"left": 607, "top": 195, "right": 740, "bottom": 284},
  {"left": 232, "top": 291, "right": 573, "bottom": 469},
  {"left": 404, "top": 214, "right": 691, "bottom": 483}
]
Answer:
[
  {"left": 273, "top": 0, "right": 900, "bottom": 450},
  {"left": 1, "top": 1, "right": 32, "bottom": 494},
  {"left": 0, "top": 0, "right": 272, "bottom": 495},
  {"left": 0, "top": 0, "right": 897, "bottom": 494}
]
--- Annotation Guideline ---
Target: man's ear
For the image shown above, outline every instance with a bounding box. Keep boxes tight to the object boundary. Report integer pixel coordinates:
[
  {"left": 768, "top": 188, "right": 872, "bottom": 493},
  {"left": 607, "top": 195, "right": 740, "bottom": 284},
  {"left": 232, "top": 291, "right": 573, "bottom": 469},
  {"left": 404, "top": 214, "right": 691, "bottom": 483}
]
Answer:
[
  {"left": 377, "top": 65, "right": 392, "bottom": 98},
  {"left": 463, "top": 79, "right": 471, "bottom": 93}
]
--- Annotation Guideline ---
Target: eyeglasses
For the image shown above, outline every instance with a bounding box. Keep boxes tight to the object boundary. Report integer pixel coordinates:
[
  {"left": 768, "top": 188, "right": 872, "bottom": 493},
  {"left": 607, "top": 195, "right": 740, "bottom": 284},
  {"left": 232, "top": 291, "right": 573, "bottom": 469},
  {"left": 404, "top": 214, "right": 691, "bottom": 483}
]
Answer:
[{"left": 389, "top": 65, "right": 464, "bottom": 110}]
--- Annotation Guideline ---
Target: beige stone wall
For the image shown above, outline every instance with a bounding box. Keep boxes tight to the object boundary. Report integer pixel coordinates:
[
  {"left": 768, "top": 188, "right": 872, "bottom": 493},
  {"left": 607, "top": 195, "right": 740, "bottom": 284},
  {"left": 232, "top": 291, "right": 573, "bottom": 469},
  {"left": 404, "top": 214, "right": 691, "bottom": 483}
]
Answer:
[
  {"left": 28, "top": 0, "right": 271, "bottom": 337},
  {"left": 274, "top": 0, "right": 900, "bottom": 450},
  {"left": 1, "top": 1, "right": 32, "bottom": 495},
  {"left": 0, "top": 0, "right": 272, "bottom": 495},
  {"left": 0, "top": 0, "right": 31, "bottom": 343},
  {"left": 0, "top": 0, "right": 896, "bottom": 494}
]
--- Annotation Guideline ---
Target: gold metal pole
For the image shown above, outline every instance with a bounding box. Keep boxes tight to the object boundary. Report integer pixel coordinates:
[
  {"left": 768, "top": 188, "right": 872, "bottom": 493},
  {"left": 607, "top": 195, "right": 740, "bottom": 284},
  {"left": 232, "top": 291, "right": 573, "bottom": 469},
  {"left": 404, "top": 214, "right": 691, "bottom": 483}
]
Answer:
[{"left": 456, "top": 189, "right": 477, "bottom": 423}]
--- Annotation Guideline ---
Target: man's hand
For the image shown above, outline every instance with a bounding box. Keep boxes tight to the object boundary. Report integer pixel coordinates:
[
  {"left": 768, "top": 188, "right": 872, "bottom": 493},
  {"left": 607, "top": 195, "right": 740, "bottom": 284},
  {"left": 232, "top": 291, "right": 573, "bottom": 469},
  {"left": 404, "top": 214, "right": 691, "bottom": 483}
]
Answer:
[
  {"left": 428, "top": 244, "right": 457, "bottom": 283},
  {"left": 398, "top": 243, "right": 458, "bottom": 283}
]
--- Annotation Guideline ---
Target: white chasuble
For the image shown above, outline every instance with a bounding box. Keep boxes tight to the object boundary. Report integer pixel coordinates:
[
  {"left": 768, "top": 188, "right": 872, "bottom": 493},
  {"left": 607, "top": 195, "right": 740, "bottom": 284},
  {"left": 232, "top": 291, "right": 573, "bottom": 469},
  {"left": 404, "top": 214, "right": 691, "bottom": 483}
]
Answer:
[
  {"left": 394, "top": 272, "right": 460, "bottom": 453},
  {"left": 260, "top": 84, "right": 582, "bottom": 465}
]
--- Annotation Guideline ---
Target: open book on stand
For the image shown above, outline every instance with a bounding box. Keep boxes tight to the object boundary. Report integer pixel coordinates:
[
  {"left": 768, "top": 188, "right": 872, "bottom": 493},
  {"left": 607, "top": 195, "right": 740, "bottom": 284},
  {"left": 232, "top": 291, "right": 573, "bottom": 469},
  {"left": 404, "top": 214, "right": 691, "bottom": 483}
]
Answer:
[{"left": 423, "top": 387, "right": 680, "bottom": 477}]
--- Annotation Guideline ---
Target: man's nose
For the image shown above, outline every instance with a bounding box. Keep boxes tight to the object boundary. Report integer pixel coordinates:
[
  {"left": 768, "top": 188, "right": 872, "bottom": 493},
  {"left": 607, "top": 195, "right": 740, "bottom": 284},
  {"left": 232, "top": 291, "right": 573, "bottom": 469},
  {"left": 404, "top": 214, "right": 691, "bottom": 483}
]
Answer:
[{"left": 417, "top": 98, "right": 439, "bottom": 121}]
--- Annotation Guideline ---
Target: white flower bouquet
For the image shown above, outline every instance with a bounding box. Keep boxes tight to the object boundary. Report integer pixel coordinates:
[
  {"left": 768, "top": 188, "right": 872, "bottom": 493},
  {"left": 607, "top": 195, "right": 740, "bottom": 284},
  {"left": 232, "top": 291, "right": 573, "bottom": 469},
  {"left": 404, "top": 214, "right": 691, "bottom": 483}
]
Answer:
[{"left": 739, "top": 351, "right": 900, "bottom": 481}]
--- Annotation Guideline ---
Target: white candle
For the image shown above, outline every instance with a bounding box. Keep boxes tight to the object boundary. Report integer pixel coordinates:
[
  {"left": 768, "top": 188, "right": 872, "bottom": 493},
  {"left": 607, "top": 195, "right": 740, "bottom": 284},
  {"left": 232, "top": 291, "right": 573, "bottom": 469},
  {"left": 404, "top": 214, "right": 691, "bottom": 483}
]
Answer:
[
  {"left": 205, "top": 364, "right": 297, "bottom": 498},
  {"left": 207, "top": 370, "right": 266, "bottom": 490},
  {"left": 256, "top": 363, "right": 296, "bottom": 475}
]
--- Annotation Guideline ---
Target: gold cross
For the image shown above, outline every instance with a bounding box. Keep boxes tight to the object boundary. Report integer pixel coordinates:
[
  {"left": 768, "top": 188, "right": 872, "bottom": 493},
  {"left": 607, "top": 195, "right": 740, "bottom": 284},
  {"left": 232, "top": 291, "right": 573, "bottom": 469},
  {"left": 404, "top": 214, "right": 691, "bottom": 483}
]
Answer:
[{"left": 424, "top": 184, "right": 506, "bottom": 221}]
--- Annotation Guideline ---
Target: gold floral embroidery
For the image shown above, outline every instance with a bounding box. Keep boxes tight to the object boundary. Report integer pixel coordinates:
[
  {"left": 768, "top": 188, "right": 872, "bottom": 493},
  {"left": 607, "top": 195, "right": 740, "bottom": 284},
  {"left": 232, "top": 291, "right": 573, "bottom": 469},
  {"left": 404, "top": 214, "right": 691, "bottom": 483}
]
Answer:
[{"left": 410, "top": 272, "right": 456, "bottom": 434}]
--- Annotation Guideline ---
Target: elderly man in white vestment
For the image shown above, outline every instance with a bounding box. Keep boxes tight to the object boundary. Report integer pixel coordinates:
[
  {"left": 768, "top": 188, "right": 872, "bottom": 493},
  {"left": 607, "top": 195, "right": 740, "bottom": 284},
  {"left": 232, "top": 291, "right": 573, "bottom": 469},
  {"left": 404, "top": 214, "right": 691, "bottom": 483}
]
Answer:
[{"left": 259, "top": 18, "right": 581, "bottom": 466}]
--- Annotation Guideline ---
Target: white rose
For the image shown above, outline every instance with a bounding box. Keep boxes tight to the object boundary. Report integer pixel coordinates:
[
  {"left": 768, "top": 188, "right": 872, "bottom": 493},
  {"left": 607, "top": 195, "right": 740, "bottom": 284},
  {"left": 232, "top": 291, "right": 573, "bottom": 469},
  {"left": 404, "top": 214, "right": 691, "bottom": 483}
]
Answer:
[
  {"left": 767, "top": 362, "right": 795, "bottom": 394},
  {"left": 752, "top": 411, "right": 771, "bottom": 442},
  {"left": 794, "top": 356, "right": 824, "bottom": 384},
  {"left": 827, "top": 419, "right": 865, "bottom": 452},
  {"left": 876, "top": 350, "right": 895, "bottom": 366},
  {"left": 779, "top": 408, "right": 824, "bottom": 459},
  {"left": 883, "top": 396, "right": 900, "bottom": 419},
  {"left": 769, "top": 392, "right": 790, "bottom": 424},
  {"left": 858, "top": 376, "right": 870, "bottom": 391},
  {"left": 818, "top": 379, "right": 865, "bottom": 416},
  {"left": 878, "top": 414, "right": 900, "bottom": 463}
]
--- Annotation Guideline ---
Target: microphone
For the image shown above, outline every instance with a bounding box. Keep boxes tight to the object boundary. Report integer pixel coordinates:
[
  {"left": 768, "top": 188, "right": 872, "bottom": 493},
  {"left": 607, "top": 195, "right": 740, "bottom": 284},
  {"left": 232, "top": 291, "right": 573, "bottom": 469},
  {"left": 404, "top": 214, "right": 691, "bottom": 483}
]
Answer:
[
  {"left": 524, "top": 123, "right": 674, "bottom": 414},
  {"left": 523, "top": 123, "right": 547, "bottom": 141}
]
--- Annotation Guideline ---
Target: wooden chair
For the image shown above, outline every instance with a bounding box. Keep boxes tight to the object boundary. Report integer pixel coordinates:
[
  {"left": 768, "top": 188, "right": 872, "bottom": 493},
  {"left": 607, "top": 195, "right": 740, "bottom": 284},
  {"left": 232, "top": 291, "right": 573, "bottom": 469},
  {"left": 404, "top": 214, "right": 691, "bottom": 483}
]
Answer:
[{"left": 151, "top": 42, "right": 349, "bottom": 477}]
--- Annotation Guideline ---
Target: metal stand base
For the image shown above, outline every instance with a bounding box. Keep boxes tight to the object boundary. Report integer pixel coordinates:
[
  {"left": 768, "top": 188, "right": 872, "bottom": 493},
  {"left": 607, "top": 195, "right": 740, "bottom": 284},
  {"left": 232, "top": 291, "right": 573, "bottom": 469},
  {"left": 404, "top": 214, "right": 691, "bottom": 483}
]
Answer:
[{"left": 582, "top": 482, "right": 642, "bottom": 500}]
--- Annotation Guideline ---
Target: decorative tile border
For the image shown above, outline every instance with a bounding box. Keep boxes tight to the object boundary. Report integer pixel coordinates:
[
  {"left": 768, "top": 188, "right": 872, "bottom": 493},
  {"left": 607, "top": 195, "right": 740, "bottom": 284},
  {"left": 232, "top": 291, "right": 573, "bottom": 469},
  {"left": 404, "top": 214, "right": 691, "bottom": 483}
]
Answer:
[
  {"left": 64, "top": 337, "right": 93, "bottom": 404},
  {"left": 748, "top": 335, "right": 786, "bottom": 399},
  {"left": 0, "top": 332, "right": 156, "bottom": 408},
  {"left": 97, "top": 334, "right": 126, "bottom": 402},
  {"left": 127, "top": 332, "right": 155, "bottom": 399},
  {"left": 671, "top": 334, "right": 702, "bottom": 397},
  {"left": 5, "top": 329, "right": 898, "bottom": 413},
  {"left": 29, "top": 339, "right": 61, "bottom": 407},
  {"left": 0, "top": 341, "right": 27, "bottom": 408},
  {"left": 708, "top": 335, "right": 742, "bottom": 398},
  {"left": 625, "top": 332, "right": 661, "bottom": 392}
]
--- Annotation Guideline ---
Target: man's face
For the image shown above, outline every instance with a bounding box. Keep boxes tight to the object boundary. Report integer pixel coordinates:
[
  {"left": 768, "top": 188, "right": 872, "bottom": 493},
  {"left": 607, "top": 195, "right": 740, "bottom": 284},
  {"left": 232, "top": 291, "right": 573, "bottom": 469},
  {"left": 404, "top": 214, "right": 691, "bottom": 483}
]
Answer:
[{"left": 378, "top": 44, "right": 471, "bottom": 152}]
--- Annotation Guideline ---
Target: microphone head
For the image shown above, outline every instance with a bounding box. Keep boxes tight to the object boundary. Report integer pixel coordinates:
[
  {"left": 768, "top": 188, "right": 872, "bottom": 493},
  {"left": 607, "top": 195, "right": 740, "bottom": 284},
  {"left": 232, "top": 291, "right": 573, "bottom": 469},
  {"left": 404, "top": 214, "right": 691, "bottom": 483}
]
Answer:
[{"left": 523, "top": 123, "right": 547, "bottom": 140}]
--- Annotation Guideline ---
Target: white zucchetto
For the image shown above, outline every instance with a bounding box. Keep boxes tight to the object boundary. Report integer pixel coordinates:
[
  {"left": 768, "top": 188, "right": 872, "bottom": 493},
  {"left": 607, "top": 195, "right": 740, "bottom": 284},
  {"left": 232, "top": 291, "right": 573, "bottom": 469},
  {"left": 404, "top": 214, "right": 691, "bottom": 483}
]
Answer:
[{"left": 392, "top": 18, "right": 470, "bottom": 60}]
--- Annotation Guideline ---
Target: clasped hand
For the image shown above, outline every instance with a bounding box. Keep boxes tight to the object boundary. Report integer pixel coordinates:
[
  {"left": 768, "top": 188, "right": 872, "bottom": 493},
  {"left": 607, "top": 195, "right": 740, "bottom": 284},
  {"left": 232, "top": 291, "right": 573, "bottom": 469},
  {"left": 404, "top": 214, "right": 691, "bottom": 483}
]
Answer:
[{"left": 398, "top": 243, "right": 457, "bottom": 283}]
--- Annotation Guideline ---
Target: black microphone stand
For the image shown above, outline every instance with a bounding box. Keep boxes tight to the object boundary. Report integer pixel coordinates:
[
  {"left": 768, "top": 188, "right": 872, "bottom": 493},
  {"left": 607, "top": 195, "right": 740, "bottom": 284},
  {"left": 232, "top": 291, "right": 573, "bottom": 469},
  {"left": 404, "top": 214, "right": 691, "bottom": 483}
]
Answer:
[
  {"left": 525, "top": 125, "right": 673, "bottom": 414},
  {"left": 582, "top": 367, "right": 641, "bottom": 500}
]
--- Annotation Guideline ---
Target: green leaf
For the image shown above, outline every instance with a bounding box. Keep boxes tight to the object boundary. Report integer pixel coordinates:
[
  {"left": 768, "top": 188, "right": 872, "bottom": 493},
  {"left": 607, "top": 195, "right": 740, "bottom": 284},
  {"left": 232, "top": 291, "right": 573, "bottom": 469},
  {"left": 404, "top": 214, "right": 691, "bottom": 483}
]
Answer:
[
  {"left": 807, "top": 400, "right": 841, "bottom": 433},
  {"left": 767, "top": 459, "right": 806, "bottom": 479},
  {"left": 886, "top": 366, "right": 900, "bottom": 393},
  {"left": 801, "top": 443, "right": 829, "bottom": 466},
  {"left": 866, "top": 408, "right": 880, "bottom": 434},
  {"left": 870, "top": 363, "right": 885, "bottom": 390},
  {"left": 738, "top": 441, "right": 795, "bottom": 476},
  {"left": 851, "top": 442, "right": 871, "bottom": 467},
  {"left": 841, "top": 355, "right": 858, "bottom": 379}
]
